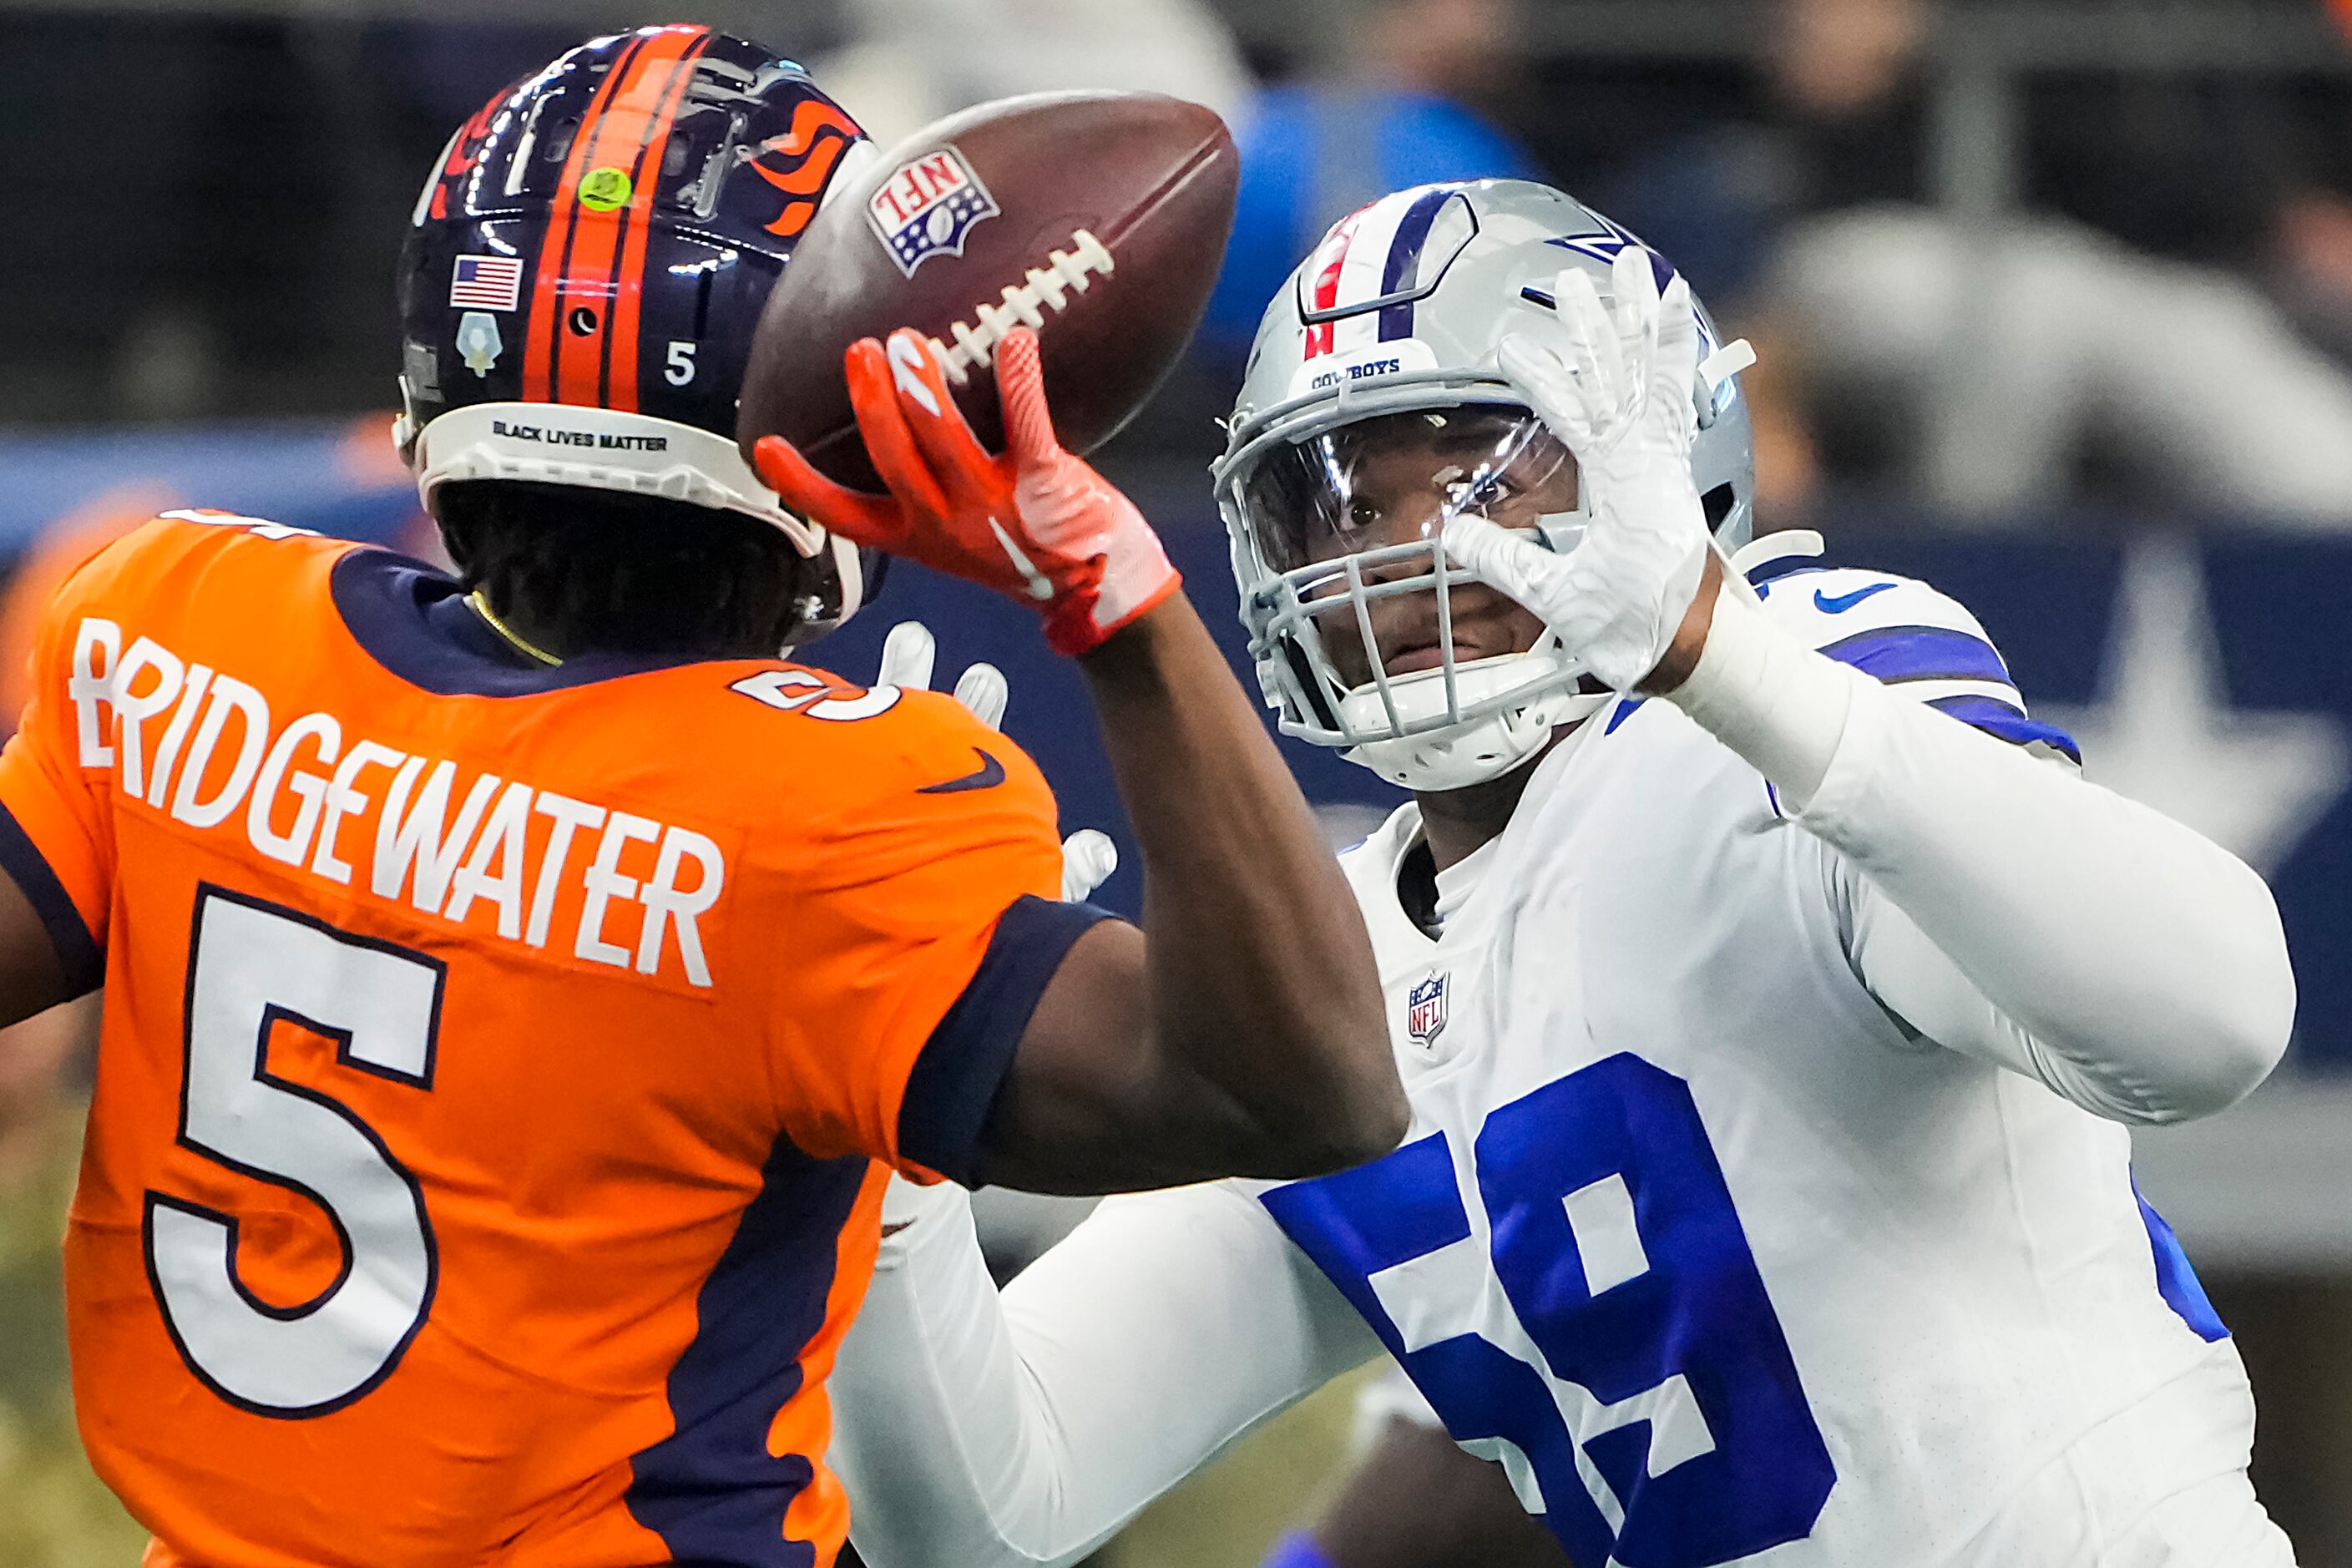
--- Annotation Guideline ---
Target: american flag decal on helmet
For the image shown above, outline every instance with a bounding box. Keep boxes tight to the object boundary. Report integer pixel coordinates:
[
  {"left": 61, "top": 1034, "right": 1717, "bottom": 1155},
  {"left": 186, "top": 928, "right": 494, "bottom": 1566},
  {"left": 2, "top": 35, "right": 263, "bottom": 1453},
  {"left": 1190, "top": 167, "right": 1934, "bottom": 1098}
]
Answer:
[{"left": 1407, "top": 972, "right": 1449, "bottom": 1049}]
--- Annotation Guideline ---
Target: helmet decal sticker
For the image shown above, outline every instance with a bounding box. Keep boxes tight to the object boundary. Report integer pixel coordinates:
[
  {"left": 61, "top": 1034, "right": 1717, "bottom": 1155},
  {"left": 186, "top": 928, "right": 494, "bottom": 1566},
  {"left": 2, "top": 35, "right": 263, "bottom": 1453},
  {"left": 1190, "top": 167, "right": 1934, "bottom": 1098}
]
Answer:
[
  {"left": 577, "top": 167, "right": 635, "bottom": 211},
  {"left": 448, "top": 255, "right": 524, "bottom": 313},
  {"left": 747, "top": 99, "right": 862, "bottom": 237},
  {"left": 456, "top": 313, "right": 504, "bottom": 377}
]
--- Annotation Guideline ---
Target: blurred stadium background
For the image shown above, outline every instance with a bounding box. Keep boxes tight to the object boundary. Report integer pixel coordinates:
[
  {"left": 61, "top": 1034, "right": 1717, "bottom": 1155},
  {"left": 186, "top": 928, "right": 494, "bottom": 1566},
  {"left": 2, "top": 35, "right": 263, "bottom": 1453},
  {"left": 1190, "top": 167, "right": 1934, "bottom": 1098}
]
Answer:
[{"left": 4, "top": 0, "right": 2352, "bottom": 1561}]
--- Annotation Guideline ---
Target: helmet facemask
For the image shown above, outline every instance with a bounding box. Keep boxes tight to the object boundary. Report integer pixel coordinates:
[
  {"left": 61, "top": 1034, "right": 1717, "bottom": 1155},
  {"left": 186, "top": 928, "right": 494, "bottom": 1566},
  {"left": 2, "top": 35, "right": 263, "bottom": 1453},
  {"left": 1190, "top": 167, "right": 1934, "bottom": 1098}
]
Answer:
[
  {"left": 1216, "top": 179, "right": 1758, "bottom": 793},
  {"left": 1219, "top": 395, "right": 1614, "bottom": 792}
]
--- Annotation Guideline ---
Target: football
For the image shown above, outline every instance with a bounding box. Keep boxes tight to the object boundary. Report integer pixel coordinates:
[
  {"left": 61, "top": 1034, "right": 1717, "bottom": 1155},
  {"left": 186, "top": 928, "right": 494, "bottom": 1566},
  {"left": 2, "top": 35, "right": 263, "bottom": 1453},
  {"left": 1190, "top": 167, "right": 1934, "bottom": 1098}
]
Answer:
[{"left": 736, "top": 90, "right": 1240, "bottom": 491}]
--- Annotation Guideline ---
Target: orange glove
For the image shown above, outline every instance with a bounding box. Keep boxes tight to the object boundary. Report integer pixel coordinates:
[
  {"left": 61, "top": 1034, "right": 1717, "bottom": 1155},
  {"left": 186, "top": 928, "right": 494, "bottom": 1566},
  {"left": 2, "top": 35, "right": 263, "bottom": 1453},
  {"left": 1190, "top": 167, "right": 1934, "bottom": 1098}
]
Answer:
[{"left": 752, "top": 326, "right": 1181, "bottom": 657}]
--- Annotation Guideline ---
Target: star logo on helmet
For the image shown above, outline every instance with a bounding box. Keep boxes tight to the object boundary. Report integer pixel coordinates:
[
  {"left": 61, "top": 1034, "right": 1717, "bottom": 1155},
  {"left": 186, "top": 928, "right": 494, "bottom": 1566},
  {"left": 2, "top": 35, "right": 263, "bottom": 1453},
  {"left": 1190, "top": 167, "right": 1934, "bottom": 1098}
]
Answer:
[
  {"left": 1545, "top": 210, "right": 1670, "bottom": 277},
  {"left": 1544, "top": 215, "right": 1716, "bottom": 357}
]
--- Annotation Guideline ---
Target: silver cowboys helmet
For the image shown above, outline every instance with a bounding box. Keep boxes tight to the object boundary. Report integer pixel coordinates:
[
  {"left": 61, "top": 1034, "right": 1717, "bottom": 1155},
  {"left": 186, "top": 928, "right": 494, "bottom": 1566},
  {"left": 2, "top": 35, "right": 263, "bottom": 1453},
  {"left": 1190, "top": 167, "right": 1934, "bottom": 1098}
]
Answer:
[{"left": 1213, "top": 179, "right": 1758, "bottom": 791}]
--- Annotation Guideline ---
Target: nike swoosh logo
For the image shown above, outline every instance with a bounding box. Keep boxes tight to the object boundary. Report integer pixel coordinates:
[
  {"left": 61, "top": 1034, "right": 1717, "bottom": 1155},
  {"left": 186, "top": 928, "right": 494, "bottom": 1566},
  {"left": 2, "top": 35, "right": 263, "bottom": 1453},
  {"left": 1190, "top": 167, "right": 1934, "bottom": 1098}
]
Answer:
[
  {"left": 887, "top": 333, "right": 942, "bottom": 415},
  {"left": 918, "top": 746, "right": 1007, "bottom": 795},
  {"left": 1815, "top": 582, "right": 1897, "bottom": 614},
  {"left": 989, "top": 517, "right": 1055, "bottom": 600}
]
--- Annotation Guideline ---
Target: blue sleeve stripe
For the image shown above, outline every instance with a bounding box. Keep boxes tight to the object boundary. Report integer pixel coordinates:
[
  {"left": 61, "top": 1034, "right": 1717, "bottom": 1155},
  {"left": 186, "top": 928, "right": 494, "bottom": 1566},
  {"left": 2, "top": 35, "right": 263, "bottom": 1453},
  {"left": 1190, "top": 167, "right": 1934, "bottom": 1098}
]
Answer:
[
  {"left": 1818, "top": 625, "right": 2012, "bottom": 687},
  {"left": 1926, "top": 695, "right": 2082, "bottom": 765},
  {"left": 898, "top": 894, "right": 1115, "bottom": 1185},
  {"left": 0, "top": 802, "right": 100, "bottom": 997},
  {"left": 2133, "top": 1173, "right": 2228, "bottom": 1343}
]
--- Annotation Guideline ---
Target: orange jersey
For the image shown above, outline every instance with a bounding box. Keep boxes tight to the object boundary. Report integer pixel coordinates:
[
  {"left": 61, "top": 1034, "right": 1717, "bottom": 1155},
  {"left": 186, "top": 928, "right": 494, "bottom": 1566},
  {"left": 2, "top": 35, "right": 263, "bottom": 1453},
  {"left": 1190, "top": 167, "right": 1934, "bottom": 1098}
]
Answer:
[{"left": 0, "top": 513, "right": 1098, "bottom": 1566}]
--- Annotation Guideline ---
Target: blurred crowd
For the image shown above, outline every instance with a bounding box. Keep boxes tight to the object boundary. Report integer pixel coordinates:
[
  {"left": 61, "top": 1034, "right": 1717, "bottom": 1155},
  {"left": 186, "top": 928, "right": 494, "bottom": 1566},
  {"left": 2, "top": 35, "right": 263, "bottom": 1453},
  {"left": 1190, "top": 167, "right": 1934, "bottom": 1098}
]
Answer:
[{"left": 5, "top": 0, "right": 2352, "bottom": 529}]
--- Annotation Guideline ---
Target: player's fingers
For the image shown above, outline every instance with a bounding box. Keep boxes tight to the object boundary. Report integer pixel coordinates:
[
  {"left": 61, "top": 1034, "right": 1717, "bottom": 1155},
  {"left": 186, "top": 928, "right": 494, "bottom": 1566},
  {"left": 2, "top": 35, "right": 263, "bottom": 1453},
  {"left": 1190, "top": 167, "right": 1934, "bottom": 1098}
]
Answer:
[
  {"left": 994, "top": 329, "right": 1062, "bottom": 470},
  {"left": 847, "top": 336, "right": 954, "bottom": 524},
  {"left": 1500, "top": 334, "right": 1592, "bottom": 448},
  {"left": 1550, "top": 270, "right": 1617, "bottom": 422},
  {"left": 1650, "top": 276, "right": 1702, "bottom": 426},
  {"left": 750, "top": 434, "right": 899, "bottom": 545},
  {"left": 1060, "top": 829, "right": 1118, "bottom": 903},
  {"left": 1443, "top": 514, "right": 1563, "bottom": 616},
  {"left": 886, "top": 330, "right": 1001, "bottom": 511},
  {"left": 1611, "top": 245, "right": 1663, "bottom": 363},
  {"left": 876, "top": 620, "right": 938, "bottom": 693},
  {"left": 951, "top": 661, "right": 1008, "bottom": 730}
]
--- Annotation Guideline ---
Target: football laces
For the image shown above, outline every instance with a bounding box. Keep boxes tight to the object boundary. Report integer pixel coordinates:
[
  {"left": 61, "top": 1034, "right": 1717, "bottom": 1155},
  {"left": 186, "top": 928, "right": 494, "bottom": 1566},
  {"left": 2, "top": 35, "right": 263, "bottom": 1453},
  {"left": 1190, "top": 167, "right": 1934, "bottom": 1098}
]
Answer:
[{"left": 930, "top": 230, "right": 1115, "bottom": 387}]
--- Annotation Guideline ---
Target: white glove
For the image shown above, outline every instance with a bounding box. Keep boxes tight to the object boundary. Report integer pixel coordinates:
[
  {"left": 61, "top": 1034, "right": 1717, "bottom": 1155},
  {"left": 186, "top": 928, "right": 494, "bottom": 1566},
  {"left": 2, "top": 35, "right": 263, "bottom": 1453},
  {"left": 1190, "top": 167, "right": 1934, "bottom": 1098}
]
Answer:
[
  {"left": 1443, "top": 246, "right": 1712, "bottom": 693},
  {"left": 874, "top": 621, "right": 1120, "bottom": 903}
]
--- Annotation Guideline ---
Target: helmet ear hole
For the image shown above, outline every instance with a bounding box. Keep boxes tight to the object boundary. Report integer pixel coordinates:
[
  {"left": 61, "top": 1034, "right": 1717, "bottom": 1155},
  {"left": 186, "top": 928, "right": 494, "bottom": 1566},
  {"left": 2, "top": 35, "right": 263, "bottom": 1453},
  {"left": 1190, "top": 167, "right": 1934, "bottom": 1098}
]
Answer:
[{"left": 543, "top": 116, "right": 579, "bottom": 165}]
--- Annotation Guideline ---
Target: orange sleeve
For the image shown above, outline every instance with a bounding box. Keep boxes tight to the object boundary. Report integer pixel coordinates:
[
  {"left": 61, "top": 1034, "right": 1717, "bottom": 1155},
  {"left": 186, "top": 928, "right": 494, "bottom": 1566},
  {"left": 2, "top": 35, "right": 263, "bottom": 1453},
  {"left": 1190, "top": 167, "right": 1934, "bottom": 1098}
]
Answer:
[
  {"left": 0, "top": 524, "right": 151, "bottom": 991},
  {"left": 761, "top": 692, "right": 1109, "bottom": 1184}
]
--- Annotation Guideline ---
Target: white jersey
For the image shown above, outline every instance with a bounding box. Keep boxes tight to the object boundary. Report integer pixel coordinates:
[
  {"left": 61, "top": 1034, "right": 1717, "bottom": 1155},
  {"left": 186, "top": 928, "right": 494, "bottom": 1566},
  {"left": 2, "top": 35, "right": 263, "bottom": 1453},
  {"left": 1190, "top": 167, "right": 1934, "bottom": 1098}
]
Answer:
[
  {"left": 1252, "top": 564, "right": 2273, "bottom": 1568},
  {"left": 826, "top": 550, "right": 2295, "bottom": 1568}
]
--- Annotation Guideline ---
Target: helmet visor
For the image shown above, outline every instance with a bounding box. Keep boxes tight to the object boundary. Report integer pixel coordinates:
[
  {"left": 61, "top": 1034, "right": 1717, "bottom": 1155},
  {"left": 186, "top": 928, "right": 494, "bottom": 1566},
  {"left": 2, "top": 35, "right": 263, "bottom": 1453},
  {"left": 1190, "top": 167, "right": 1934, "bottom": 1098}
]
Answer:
[{"left": 1236, "top": 405, "right": 1577, "bottom": 575}]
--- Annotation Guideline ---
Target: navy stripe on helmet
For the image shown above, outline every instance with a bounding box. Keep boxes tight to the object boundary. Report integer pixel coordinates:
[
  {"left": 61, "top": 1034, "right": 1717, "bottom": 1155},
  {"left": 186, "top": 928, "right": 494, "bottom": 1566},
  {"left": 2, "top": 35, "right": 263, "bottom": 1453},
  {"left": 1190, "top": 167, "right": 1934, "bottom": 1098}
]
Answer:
[{"left": 1378, "top": 188, "right": 1457, "bottom": 343}]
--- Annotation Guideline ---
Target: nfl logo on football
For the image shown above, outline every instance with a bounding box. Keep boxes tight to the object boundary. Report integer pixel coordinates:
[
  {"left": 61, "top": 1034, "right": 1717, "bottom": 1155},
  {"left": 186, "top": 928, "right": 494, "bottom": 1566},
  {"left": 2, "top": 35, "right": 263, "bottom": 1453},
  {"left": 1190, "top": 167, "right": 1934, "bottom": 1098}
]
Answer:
[
  {"left": 1407, "top": 973, "right": 1448, "bottom": 1050},
  {"left": 867, "top": 147, "right": 1001, "bottom": 277}
]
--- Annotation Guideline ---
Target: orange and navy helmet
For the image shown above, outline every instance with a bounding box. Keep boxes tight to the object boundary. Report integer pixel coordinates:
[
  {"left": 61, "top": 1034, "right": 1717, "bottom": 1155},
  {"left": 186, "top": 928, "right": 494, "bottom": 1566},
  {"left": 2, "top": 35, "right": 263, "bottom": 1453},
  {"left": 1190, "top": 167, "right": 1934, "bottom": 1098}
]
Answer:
[{"left": 395, "top": 26, "right": 878, "bottom": 630}]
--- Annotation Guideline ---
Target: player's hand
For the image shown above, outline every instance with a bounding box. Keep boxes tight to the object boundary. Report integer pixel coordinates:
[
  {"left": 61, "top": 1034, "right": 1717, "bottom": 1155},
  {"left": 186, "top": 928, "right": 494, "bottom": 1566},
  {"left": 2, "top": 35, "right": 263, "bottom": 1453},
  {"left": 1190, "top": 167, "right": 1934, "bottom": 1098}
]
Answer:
[
  {"left": 1443, "top": 246, "right": 1715, "bottom": 693},
  {"left": 753, "top": 327, "right": 1181, "bottom": 658},
  {"left": 873, "top": 618, "right": 1120, "bottom": 902}
]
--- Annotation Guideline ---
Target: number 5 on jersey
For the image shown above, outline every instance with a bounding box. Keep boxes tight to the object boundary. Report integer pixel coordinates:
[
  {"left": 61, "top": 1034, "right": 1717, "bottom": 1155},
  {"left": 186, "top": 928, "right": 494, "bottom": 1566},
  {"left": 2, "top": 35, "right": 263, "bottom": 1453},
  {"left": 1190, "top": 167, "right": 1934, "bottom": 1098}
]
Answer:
[{"left": 145, "top": 887, "right": 443, "bottom": 1418}]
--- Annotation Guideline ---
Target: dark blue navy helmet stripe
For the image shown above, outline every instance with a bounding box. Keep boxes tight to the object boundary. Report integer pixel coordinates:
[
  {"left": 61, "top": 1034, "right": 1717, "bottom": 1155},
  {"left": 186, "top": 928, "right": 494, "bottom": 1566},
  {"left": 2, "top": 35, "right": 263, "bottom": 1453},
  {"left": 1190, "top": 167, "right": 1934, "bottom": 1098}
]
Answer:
[
  {"left": 1818, "top": 624, "right": 2012, "bottom": 688},
  {"left": 624, "top": 1141, "right": 867, "bottom": 1565},
  {"left": 1378, "top": 188, "right": 1457, "bottom": 344}
]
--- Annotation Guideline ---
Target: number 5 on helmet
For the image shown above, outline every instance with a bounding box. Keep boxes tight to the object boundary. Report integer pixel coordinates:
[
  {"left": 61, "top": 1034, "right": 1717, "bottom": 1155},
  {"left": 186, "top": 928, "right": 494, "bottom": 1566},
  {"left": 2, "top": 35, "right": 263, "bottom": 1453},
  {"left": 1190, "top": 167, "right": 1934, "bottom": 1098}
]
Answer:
[{"left": 751, "top": 327, "right": 1181, "bottom": 657}]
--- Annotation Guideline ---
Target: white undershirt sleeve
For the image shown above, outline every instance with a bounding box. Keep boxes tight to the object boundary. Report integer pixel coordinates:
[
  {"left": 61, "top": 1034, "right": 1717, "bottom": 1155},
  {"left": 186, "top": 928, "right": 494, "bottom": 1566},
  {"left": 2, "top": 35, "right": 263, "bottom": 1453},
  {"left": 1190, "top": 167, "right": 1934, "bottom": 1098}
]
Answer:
[
  {"left": 830, "top": 1176, "right": 1383, "bottom": 1568},
  {"left": 1668, "top": 587, "right": 2295, "bottom": 1125}
]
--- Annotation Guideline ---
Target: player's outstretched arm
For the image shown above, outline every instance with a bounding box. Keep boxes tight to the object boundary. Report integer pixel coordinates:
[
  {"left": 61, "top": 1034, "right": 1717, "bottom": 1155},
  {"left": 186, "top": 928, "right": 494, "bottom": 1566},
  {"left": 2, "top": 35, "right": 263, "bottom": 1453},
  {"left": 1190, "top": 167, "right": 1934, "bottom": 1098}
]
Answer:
[
  {"left": 831, "top": 1176, "right": 1382, "bottom": 1568},
  {"left": 756, "top": 329, "right": 1404, "bottom": 1192},
  {"left": 1446, "top": 248, "right": 2293, "bottom": 1125}
]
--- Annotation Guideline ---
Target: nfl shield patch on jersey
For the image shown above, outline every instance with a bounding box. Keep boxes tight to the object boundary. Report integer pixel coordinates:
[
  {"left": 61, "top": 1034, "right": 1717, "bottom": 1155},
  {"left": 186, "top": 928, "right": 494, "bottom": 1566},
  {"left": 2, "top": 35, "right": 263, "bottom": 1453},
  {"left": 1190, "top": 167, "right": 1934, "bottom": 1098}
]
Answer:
[
  {"left": 1407, "top": 972, "right": 1449, "bottom": 1049},
  {"left": 866, "top": 147, "right": 1000, "bottom": 276}
]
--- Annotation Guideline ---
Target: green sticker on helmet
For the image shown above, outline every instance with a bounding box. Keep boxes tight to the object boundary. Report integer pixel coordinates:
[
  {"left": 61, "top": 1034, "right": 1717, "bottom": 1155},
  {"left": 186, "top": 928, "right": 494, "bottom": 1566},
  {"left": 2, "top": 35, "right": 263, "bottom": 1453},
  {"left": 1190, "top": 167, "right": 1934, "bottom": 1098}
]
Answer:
[{"left": 578, "top": 167, "right": 634, "bottom": 212}]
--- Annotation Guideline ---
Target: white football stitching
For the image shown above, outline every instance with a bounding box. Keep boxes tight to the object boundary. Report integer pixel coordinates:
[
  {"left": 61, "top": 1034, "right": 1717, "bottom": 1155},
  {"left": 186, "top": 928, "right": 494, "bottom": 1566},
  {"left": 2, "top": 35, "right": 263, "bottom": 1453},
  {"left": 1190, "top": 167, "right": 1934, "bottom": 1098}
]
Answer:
[{"left": 931, "top": 230, "right": 1115, "bottom": 387}]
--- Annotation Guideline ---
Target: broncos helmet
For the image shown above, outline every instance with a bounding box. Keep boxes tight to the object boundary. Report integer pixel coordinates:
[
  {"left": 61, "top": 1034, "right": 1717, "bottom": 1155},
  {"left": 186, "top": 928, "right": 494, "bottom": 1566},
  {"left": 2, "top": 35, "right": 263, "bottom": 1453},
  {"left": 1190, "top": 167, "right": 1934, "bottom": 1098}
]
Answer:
[
  {"left": 396, "top": 25, "right": 881, "bottom": 637},
  {"left": 1212, "top": 180, "right": 1758, "bottom": 792}
]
